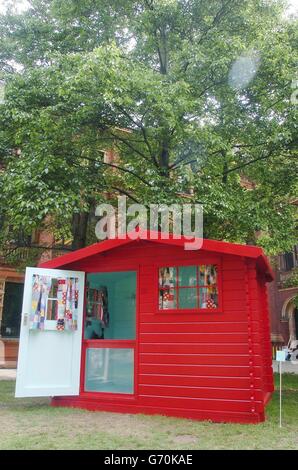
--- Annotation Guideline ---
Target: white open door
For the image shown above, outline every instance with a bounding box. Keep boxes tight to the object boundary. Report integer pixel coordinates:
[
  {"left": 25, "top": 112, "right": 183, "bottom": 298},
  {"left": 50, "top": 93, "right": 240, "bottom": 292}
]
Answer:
[{"left": 15, "top": 267, "right": 85, "bottom": 397}]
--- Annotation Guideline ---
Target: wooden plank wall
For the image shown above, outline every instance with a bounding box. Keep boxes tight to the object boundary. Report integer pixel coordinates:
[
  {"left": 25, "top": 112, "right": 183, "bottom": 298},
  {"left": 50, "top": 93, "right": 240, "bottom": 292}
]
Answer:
[{"left": 62, "top": 241, "right": 271, "bottom": 422}]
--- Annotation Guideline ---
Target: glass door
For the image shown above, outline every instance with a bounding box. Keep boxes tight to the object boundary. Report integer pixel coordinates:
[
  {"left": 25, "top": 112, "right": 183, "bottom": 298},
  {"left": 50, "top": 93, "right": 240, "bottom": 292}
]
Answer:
[{"left": 83, "top": 270, "right": 136, "bottom": 395}]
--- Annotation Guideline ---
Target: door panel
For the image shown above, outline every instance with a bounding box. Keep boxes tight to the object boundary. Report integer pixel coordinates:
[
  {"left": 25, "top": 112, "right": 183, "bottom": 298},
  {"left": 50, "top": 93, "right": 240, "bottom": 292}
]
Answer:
[
  {"left": 15, "top": 267, "right": 85, "bottom": 397},
  {"left": 83, "top": 270, "right": 137, "bottom": 395}
]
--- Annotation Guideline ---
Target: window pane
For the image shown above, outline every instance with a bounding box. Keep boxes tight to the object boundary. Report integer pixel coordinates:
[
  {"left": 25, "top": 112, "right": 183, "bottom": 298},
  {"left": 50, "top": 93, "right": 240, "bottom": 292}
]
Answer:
[
  {"left": 46, "top": 299, "right": 58, "bottom": 320},
  {"left": 199, "top": 265, "right": 217, "bottom": 286},
  {"left": 199, "top": 286, "right": 218, "bottom": 308},
  {"left": 179, "top": 288, "right": 197, "bottom": 309},
  {"left": 85, "top": 271, "right": 136, "bottom": 340},
  {"left": 178, "top": 266, "right": 197, "bottom": 287},
  {"left": 48, "top": 278, "right": 58, "bottom": 298},
  {"left": 159, "top": 264, "right": 219, "bottom": 311},
  {"left": 159, "top": 267, "right": 176, "bottom": 288},
  {"left": 85, "top": 348, "right": 134, "bottom": 394},
  {"left": 159, "top": 288, "right": 177, "bottom": 310}
]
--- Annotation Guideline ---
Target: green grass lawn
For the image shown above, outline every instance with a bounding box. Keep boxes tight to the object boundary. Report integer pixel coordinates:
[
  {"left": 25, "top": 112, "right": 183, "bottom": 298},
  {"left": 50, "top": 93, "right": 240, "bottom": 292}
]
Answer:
[{"left": 0, "top": 374, "right": 297, "bottom": 450}]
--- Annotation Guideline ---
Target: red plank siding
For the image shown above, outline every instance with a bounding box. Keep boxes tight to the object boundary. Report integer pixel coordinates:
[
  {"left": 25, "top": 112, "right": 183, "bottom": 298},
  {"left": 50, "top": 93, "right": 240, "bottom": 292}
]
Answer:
[
  {"left": 44, "top": 237, "right": 273, "bottom": 423},
  {"left": 139, "top": 374, "right": 263, "bottom": 389}
]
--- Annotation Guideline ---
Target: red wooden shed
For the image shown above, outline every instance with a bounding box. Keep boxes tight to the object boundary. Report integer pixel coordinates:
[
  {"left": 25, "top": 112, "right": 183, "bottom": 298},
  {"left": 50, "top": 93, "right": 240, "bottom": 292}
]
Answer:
[{"left": 16, "top": 231, "right": 274, "bottom": 424}]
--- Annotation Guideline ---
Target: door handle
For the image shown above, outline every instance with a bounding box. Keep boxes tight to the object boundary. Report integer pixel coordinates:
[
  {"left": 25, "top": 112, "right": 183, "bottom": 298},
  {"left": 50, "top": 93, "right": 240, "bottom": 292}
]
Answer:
[{"left": 23, "top": 313, "right": 29, "bottom": 326}]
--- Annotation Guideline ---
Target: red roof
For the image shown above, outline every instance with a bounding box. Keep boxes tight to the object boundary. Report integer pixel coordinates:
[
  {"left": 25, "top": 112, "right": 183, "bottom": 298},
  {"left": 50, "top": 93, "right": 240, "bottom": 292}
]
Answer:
[{"left": 40, "top": 230, "right": 274, "bottom": 281}]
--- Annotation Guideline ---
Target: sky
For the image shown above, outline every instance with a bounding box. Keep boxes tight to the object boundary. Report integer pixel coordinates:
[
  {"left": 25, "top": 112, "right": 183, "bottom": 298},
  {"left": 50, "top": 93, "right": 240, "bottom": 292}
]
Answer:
[
  {"left": 282, "top": 0, "right": 298, "bottom": 18},
  {"left": 0, "top": 0, "right": 30, "bottom": 13},
  {"left": 287, "top": 0, "right": 298, "bottom": 14}
]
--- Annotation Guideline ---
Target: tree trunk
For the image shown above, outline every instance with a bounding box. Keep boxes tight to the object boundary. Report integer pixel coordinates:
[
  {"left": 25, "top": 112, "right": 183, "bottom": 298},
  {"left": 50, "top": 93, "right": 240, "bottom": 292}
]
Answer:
[
  {"left": 158, "top": 137, "right": 170, "bottom": 176},
  {"left": 71, "top": 212, "right": 89, "bottom": 250}
]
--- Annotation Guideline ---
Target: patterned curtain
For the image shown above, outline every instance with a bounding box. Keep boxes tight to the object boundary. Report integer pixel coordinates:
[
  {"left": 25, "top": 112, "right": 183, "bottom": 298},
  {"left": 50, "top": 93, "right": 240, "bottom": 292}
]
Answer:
[
  {"left": 30, "top": 275, "right": 79, "bottom": 331},
  {"left": 57, "top": 278, "right": 79, "bottom": 331},
  {"left": 30, "top": 275, "right": 52, "bottom": 330}
]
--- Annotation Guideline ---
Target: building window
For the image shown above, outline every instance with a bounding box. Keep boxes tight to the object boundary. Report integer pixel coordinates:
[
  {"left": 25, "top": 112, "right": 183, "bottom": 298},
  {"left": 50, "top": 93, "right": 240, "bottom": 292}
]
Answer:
[
  {"left": 1, "top": 282, "right": 24, "bottom": 338},
  {"left": 279, "top": 245, "right": 298, "bottom": 271},
  {"left": 158, "top": 265, "right": 218, "bottom": 311}
]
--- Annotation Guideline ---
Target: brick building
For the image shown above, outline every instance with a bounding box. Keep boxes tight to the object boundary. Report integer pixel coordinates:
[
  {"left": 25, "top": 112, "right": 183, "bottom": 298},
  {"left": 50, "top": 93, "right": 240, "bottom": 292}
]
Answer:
[{"left": 268, "top": 245, "right": 298, "bottom": 356}]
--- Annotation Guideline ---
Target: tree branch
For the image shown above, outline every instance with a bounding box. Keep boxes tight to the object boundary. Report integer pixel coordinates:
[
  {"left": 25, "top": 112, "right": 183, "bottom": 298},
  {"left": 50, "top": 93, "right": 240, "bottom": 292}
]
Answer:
[
  {"left": 170, "top": 149, "right": 222, "bottom": 170},
  {"left": 111, "top": 186, "right": 140, "bottom": 203},
  {"left": 112, "top": 105, "right": 159, "bottom": 167},
  {"left": 111, "top": 132, "right": 152, "bottom": 163},
  {"left": 79, "top": 153, "right": 153, "bottom": 187},
  {"left": 216, "top": 150, "right": 275, "bottom": 177},
  {"left": 197, "top": 0, "right": 234, "bottom": 46}
]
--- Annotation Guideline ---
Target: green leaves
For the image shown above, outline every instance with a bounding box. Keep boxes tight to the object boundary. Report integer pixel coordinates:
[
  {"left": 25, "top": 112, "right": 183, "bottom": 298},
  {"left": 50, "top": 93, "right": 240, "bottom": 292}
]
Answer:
[{"left": 0, "top": 0, "right": 297, "bottom": 254}]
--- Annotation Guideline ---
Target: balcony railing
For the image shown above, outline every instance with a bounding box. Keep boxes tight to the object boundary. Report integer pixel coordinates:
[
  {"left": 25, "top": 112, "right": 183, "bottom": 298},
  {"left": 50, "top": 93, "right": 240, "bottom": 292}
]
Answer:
[{"left": 0, "top": 244, "right": 72, "bottom": 268}]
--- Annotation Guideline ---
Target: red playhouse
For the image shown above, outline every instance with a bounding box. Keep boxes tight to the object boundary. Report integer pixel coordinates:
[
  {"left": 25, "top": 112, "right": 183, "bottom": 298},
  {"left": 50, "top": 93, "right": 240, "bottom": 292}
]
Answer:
[{"left": 15, "top": 231, "right": 274, "bottom": 424}]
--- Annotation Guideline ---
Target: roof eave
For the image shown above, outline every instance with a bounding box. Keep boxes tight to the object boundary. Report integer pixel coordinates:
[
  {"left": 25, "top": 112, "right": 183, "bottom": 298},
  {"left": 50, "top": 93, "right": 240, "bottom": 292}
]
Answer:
[{"left": 39, "top": 230, "right": 273, "bottom": 281}]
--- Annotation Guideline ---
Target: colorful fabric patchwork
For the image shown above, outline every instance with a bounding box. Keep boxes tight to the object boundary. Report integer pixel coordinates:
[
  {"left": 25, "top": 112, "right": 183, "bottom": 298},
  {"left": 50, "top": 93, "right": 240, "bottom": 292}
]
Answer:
[
  {"left": 206, "top": 298, "right": 217, "bottom": 309},
  {"left": 163, "top": 292, "right": 174, "bottom": 302},
  {"left": 57, "top": 277, "right": 79, "bottom": 331},
  {"left": 30, "top": 275, "right": 52, "bottom": 329},
  {"left": 30, "top": 275, "right": 79, "bottom": 331},
  {"left": 57, "top": 318, "right": 65, "bottom": 331}
]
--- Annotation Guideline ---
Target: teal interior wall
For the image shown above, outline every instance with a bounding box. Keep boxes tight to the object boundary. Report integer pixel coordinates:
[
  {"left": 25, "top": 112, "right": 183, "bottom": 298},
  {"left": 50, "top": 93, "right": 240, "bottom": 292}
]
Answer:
[{"left": 85, "top": 271, "right": 136, "bottom": 340}]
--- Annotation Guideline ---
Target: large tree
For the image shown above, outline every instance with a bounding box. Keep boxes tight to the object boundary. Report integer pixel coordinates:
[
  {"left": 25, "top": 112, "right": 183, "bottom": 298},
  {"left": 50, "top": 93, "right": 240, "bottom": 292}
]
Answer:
[{"left": 0, "top": 0, "right": 297, "bottom": 255}]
